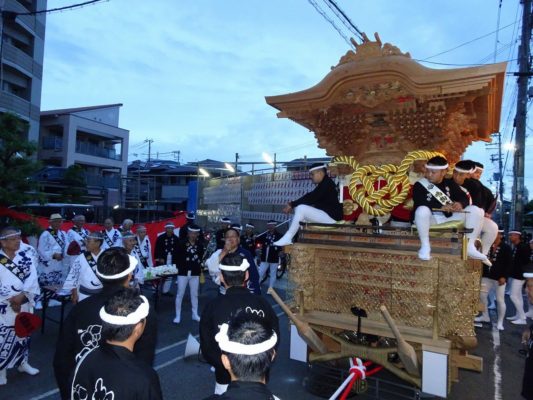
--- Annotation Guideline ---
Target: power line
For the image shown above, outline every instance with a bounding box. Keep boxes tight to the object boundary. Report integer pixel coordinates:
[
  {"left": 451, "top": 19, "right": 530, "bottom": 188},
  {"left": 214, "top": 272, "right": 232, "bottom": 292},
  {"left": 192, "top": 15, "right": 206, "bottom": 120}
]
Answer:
[
  {"left": 8, "top": 0, "right": 108, "bottom": 16},
  {"left": 321, "top": 0, "right": 364, "bottom": 42},
  {"left": 307, "top": 0, "right": 354, "bottom": 48},
  {"left": 419, "top": 20, "right": 518, "bottom": 61}
]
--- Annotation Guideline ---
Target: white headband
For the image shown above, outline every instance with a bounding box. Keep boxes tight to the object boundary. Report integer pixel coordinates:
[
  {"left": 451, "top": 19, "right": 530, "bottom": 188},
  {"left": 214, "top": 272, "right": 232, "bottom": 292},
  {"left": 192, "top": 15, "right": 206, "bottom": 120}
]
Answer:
[
  {"left": 96, "top": 255, "right": 138, "bottom": 279},
  {"left": 454, "top": 166, "right": 474, "bottom": 174},
  {"left": 219, "top": 259, "right": 250, "bottom": 272},
  {"left": 245, "top": 224, "right": 254, "bottom": 228},
  {"left": 0, "top": 231, "right": 21, "bottom": 240},
  {"left": 509, "top": 231, "right": 522, "bottom": 235},
  {"left": 426, "top": 163, "right": 449, "bottom": 170},
  {"left": 475, "top": 166, "right": 484, "bottom": 171},
  {"left": 215, "top": 323, "right": 277, "bottom": 355},
  {"left": 188, "top": 227, "right": 201, "bottom": 232},
  {"left": 99, "top": 295, "right": 149, "bottom": 325},
  {"left": 309, "top": 164, "right": 327, "bottom": 172},
  {"left": 165, "top": 223, "right": 175, "bottom": 228}
]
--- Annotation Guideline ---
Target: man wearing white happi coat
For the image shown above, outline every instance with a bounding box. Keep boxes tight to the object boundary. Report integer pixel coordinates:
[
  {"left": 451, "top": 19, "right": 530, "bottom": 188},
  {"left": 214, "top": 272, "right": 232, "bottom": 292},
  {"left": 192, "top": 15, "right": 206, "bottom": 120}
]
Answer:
[
  {"left": 37, "top": 213, "right": 68, "bottom": 286},
  {"left": 0, "top": 227, "right": 41, "bottom": 385},
  {"left": 135, "top": 225, "right": 153, "bottom": 269},
  {"left": 412, "top": 156, "right": 490, "bottom": 264},
  {"left": 101, "top": 218, "right": 122, "bottom": 250},
  {"left": 63, "top": 232, "right": 104, "bottom": 303},
  {"left": 122, "top": 231, "right": 145, "bottom": 286},
  {"left": 66, "top": 215, "right": 89, "bottom": 253}
]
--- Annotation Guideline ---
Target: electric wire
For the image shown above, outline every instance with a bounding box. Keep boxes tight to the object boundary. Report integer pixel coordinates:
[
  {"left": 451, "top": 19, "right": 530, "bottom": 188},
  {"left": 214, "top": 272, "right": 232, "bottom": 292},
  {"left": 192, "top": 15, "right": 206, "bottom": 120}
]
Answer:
[
  {"left": 6, "top": 0, "right": 108, "bottom": 16},
  {"left": 307, "top": 0, "right": 354, "bottom": 48}
]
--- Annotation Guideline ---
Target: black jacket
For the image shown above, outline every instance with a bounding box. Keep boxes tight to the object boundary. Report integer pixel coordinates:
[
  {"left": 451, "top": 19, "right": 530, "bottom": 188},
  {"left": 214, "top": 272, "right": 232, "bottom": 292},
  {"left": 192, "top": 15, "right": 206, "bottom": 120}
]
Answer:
[
  {"left": 177, "top": 240, "right": 204, "bottom": 276},
  {"left": 412, "top": 177, "right": 469, "bottom": 219},
  {"left": 257, "top": 230, "right": 282, "bottom": 263},
  {"left": 462, "top": 178, "right": 496, "bottom": 213},
  {"left": 71, "top": 343, "right": 162, "bottom": 400},
  {"left": 215, "top": 228, "right": 227, "bottom": 250},
  {"left": 290, "top": 175, "right": 342, "bottom": 221},
  {"left": 483, "top": 242, "right": 512, "bottom": 280},
  {"left": 240, "top": 233, "right": 256, "bottom": 255},
  {"left": 53, "top": 285, "right": 158, "bottom": 400},
  {"left": 154, "top": 233, "right": 180, "bottom": 265},
  {"left": 199, "top": 286, "right": 279, "bottom": 385},
  {"left": 203, "top": 381, "right": 278, "bottom": 399},
  {"left": 510, "top": 242, "right": 532, "bottom": 280}
]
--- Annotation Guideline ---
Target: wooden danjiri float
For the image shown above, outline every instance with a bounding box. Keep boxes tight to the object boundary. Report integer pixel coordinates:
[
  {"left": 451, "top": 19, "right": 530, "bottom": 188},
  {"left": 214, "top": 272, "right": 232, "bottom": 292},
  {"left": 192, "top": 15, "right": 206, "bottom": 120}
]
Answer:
[{"left": 265, "top": 33, "right": 506, "bottom": 397}]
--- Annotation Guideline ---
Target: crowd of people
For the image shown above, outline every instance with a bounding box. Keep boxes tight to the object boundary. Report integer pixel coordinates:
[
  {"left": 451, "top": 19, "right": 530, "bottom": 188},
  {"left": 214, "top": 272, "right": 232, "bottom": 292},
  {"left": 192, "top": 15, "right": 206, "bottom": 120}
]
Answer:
[
  {"left": 1, "top": 159, "right": 533, "bottom": 398},
  {"left": 0, "top": 208, "right": 288, "bottom": 398}
]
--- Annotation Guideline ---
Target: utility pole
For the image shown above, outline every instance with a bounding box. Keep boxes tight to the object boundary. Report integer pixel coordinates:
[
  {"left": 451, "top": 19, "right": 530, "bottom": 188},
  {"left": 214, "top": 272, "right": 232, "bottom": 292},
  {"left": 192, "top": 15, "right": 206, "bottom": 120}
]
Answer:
[
  {"left": 511, "top": 0, "right": 532, "bottom": 231},
  {"left": 489, "top": 132, "right": 504, "bottom": 226},
  {"left": 235, "top": 152, "right": 239, "bottom": 176},
  {"left": 145, "top": 138, "right": 154, "bottom": 163}
]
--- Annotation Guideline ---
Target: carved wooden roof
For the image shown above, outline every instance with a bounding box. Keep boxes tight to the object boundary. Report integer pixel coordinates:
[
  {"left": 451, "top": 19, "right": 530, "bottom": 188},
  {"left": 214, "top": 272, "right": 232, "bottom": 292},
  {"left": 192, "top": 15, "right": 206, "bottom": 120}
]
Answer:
[{"left": 265, "top": 33, "right": 506, "bottom": 165}]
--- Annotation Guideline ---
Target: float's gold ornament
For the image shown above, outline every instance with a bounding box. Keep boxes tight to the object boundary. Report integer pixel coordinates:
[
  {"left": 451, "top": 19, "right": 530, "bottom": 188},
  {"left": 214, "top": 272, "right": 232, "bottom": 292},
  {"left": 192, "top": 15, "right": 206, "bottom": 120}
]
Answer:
[{"left": 333, "top": 150, "right": 444, "bottom": 216}]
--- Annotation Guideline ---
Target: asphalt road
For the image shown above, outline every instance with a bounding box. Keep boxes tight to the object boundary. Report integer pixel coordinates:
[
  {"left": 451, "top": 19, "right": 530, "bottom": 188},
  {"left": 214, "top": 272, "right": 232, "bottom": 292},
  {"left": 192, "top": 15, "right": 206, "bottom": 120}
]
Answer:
[{"left": 0, "top": 275, "right": 529, "bottom": 400}]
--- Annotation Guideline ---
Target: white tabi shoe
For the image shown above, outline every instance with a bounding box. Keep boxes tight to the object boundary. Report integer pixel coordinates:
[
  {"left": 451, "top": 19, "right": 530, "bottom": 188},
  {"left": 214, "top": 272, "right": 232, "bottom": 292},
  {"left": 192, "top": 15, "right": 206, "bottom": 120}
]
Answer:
[
  {"left": 273, "top": 238, "right": 292, "bottom": 247},
  {"left": 511, "top": 318, "right": 527, "bottom": 325},
  {"left": 474, "top": 315, "right": 490, "bottom": 323},
  {"left": 525, "top": 310, "right": 533, "bottom": 319},
  {"left": 506, "top": 315, "right": 518, "bottom": 321},
  {"left": 417, "top": 245, "right": 431, "bottom": 261},
  {"left": 467, "top": 247, "right": 492, "bottom": 266},
  {"left": 18, "top": 361, "right": 39, "bottom": 376},
  {"left": 497, "top": 323, "right": 504, "bottom": 331},
  {"left": 192, "top": 314, "right": 201, "bottom": 322},
  {"left": 173, "top": 316, "right": 181, "bottom": 324},
  {"left": 0, "top": 369, "right": 6, "bottom": 385}
]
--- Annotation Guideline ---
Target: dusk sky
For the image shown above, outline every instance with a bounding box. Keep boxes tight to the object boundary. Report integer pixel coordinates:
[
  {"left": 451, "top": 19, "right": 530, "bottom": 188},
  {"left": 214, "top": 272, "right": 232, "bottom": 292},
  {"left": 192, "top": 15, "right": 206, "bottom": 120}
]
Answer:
[{"left": 41, "top": 0, "right": 530, "bottom": 197}]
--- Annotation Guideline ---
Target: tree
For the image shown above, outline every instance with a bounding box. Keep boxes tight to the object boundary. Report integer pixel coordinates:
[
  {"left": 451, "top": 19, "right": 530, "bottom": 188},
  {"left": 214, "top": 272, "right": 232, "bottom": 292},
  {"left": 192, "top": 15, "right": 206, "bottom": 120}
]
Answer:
[
  {"left": 58, "top": 164, "right": 88, "bottom": 204},
  {"left": 0, "top": 113, "right": 42, "bottom": 207}
]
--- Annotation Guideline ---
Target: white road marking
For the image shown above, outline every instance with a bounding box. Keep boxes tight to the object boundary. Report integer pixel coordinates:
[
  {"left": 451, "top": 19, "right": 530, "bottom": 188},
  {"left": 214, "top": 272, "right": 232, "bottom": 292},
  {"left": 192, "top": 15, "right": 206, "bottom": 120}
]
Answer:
[{"left": 491, "top": 323, "right": 503, "bottom": 400}]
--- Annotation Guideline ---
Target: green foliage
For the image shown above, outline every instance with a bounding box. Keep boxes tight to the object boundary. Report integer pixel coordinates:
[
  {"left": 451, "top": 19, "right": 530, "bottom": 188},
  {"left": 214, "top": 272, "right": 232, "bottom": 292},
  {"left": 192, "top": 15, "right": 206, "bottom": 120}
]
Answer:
[
  {"left": 58, "top": 164, "right": 88, "bottom": 203},
  {"left": 10, "top": 218, "right": 43, "bottom": 237},
  {"left": 0, "top": 113, "right": 42, "bottom": 207}
]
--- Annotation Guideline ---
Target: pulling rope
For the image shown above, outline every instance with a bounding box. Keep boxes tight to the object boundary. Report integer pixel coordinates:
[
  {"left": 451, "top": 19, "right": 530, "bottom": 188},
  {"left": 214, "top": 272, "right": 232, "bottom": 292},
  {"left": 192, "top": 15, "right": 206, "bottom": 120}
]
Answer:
[{"left": 329, "top": 357, "right": 384, "bottom": 400}]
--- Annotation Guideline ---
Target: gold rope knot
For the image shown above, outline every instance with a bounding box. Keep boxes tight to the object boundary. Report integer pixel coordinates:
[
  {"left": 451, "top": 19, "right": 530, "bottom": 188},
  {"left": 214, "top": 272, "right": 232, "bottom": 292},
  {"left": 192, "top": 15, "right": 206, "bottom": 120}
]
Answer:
[{"left": 332, "top": 150, "right": 444, "bottom": 216}]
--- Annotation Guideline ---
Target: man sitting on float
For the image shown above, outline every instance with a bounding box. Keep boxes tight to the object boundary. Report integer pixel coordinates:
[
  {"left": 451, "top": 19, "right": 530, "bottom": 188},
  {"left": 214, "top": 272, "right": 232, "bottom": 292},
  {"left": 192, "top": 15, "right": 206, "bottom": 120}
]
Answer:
[
  {"left": 412, "top": 156, "right": 490, "bottom": 265},
  {"left": 451, "top": 159, "right": 498, "bottom": 257},
  {"left": 274, "top": 163, "right": 343, "bottom": 247}
]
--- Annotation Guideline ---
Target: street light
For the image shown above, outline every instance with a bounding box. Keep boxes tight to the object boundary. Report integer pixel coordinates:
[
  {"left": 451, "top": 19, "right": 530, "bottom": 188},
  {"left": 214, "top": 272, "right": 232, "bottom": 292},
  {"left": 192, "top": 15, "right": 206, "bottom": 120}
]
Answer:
[
  {"left": 199, "top": 167, "right": 210, "bottom": 177},
  {"left": 262, "top": 152, "right": 274, "bottom": 165},
  {"left": 224, "top": 162, "right": 235, "bottom": 173},
  {"left": 504, "top": 142, "right": 516, "bottom": 151}
]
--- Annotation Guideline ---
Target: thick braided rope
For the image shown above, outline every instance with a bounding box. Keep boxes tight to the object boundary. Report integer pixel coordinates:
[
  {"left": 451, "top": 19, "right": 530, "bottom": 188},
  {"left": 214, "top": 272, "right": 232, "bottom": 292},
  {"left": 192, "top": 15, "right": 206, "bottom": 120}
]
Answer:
[{"left": 334, "top": 151, "right": 444, "bottom": 216}]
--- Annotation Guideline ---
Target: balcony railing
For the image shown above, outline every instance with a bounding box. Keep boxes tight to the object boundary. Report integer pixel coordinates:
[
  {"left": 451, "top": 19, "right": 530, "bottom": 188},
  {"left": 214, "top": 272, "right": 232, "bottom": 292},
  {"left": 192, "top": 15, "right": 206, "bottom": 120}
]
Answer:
[
  {"left": 42, "top": 136, "right": 63, "bottom": 151},
  {"left": 75, "top": 141, "right": 122, "bottom": 161},
  {"left": 86, "top": 173, "right": 120, "bottom": 189},
  {"left": 0, "top": 91, "right": 31, "bottom": 118}
]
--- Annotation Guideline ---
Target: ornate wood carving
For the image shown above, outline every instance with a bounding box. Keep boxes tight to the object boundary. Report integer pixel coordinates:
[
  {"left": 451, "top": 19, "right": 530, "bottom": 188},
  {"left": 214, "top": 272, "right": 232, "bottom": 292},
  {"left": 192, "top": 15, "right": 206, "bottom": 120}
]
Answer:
[{"left": 266, "top": 33, "right": 506, "bottom": 164}]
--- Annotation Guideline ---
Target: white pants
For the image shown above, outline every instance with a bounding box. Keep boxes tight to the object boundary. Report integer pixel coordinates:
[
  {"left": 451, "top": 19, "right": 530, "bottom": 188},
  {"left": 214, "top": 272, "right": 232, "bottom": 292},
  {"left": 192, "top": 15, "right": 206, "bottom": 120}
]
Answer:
[
  {"left": 161, "top": 277, "right": 174, "bottom": 294},
  {"left": 279, "top": 204, "right": 336, "bottom": 243},
  {"left": 259, "top": 262, "right": 278, "bottom": 289},
  {"left": 480, "top": 277, "right": 506, "bottom": 326},
  {"left": 214, "top": 382, "right": 228, "bottom": 395},
  {"left": 175, "top": 275, "right": 199, "bottom": 318},
  {"left": 509, "top": 278, "right": 526, "bottom": 320},
  {"left": 480, "top": 217, "right": 498, "bottom": 255},
  {"left": 414, "top": 205, "right": 484, "bottom": 252}
]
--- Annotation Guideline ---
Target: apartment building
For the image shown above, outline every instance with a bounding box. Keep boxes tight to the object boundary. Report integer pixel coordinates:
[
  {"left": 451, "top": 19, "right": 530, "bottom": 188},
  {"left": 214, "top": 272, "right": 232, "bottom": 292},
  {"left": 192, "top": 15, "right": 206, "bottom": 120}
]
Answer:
[
  {"left": 0, "top": 0, "right": 46, "bottom": 142},
  {"left": 39, "top": 103, "right": 129, "bottom": 207}
]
